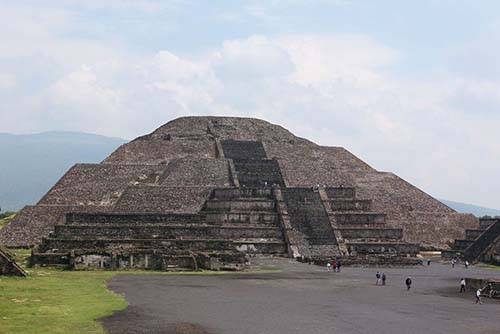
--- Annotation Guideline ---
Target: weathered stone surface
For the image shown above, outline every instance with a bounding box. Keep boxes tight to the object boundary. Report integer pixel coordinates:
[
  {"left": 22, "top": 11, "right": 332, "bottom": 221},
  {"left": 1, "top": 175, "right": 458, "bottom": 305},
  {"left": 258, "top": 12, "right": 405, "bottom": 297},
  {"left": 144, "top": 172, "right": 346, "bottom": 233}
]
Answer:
[
  {"left": 442, "top": 218, "right": 500, "bottom": 264},
  {"left": 0, "top": 116, "right": 476, "bottom": 252},
  {"left": 0, "top": 247, "right": 27, "bottom": 276},
  {"left": 114, "top": 186, "right": 212, "bottom": 213}
]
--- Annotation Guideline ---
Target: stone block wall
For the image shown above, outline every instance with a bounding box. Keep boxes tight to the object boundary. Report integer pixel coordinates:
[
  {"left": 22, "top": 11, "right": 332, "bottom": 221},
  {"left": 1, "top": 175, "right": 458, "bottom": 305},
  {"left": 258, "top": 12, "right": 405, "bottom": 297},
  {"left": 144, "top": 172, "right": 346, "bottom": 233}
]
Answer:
[
  {"left": 159, "top": 158, "right": 232, "bottom": 187},
  {"left": 38, "top": 163, "right": 165, "bottom": 207},
  {"left": 114, "top": 186, "right": 212, "bottom": 213},
  {"left": 104, "top": 136, "right": 216, "bottom": 165}
]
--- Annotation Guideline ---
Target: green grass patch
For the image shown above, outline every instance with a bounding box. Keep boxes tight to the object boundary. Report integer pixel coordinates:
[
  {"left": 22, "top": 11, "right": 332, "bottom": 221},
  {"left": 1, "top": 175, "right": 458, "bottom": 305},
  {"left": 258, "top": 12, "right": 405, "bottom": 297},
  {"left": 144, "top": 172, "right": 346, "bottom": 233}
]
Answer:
[
  {"left": 0, "top": 249, "right": 281, "bottom": 333},
  {"left": 477, "top": 263, "right": 500, "bottom": 271},
  {"left": 0, "top": 268, "right": 126, "bottom": 334}
]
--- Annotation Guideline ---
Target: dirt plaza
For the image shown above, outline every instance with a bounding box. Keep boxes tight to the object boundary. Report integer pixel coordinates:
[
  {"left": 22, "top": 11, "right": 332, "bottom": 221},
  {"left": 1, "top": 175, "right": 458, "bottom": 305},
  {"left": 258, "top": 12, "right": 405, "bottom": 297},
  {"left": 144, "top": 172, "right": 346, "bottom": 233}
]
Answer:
[{"left": 103, "top": 258, "right": 500, "bottom": 334}]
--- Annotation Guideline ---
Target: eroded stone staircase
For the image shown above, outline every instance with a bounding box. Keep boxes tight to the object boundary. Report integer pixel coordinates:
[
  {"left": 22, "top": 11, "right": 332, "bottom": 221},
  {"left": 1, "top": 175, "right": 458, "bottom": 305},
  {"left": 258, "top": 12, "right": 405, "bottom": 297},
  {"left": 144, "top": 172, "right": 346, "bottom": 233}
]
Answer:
[
  {"left": 31, "top": 139, "right": 421, "bottom": 270},
  {"left": 31, "top": 188, "right": 287, "bottom": 270},
  {"left": 443, "top": 218, "right": 500, "bottom": 264},
  {"left": 324, "top": 187, "right": 419, "bottom": 264}
]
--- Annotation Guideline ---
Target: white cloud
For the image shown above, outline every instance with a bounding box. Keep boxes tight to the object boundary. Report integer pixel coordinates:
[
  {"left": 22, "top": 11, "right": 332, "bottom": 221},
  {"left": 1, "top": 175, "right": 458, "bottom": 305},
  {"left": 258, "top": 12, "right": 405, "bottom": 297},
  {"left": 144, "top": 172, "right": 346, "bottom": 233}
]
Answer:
[{"left": 0, "top": 4, "right": 499, "bottom": 208}]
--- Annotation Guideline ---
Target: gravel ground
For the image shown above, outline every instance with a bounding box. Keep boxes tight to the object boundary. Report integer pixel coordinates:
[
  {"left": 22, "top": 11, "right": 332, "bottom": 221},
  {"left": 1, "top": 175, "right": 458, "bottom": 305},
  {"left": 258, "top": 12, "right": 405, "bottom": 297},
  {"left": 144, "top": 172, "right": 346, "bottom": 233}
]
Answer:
[{"left": 102, "top": 257, "right": 500, "bottom": 334}]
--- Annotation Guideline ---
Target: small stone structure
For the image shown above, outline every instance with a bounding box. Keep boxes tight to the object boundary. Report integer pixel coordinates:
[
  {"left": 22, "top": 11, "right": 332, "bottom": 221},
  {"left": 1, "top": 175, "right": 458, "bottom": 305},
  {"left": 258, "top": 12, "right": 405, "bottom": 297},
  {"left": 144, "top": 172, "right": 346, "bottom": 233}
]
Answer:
[
  {"left": 465, "top": 277, "right": 500, "bottom": 299},
  {"left": 0, "top": 117, "right": 478, "bottom": 270},
  {"left": 443, "top": 218, "right": 500, "bottom": 264},
  {"left": 0, "top": 246, "right": 27, "bottom": 276}
]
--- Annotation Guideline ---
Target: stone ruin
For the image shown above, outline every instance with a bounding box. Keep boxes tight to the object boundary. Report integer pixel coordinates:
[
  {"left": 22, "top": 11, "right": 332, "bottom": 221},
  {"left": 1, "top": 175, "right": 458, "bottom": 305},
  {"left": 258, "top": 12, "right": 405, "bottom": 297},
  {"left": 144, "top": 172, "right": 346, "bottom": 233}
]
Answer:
[
  {"left": 0, "top": 116, "right": 480, "bottom": 270},
  {"left": 443, "top": 218, "right": 500, "bottom": 265},
  {"left": 0, "top": 246, "right": 27, "bottom": 276}
]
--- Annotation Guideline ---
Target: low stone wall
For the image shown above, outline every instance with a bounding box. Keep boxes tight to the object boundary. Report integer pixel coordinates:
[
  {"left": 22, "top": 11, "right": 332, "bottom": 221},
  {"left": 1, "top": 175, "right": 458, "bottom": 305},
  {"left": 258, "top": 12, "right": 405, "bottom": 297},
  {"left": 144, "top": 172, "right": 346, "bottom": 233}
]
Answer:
[
  {"left": 347, "top": 242, "right": 419, "bottom": 256},
  {"left": 339, "top": 228, "right": 402, "bottom": 240},
  {"left": 114, "top": 186, "right": 212, "bottom": 213},
  {"left": 334, "top": 213, "right": 386, "bottom": 225},
  {"left": 54, "top": 225, "right": 283, "bottom": 240},
  {"left": 331, "top": 199, "right": 371, "bottom": 211},
  {"left": 465, "top": 278, "right": 500, "bottom": 299},
  {"left": 66, "top": 212, "right": 201, "bottom": 225}
]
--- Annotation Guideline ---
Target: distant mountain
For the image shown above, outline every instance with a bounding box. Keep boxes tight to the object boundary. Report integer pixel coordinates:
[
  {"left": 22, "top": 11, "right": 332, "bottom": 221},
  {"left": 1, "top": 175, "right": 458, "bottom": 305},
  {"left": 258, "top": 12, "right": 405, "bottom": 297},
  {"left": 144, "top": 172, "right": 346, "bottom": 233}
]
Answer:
[
  {"left": 0, "top": 131, "right": 126, "bottom": 211},
  {"left": 440, "top": 199, "right": 500, "bottom": 217}
]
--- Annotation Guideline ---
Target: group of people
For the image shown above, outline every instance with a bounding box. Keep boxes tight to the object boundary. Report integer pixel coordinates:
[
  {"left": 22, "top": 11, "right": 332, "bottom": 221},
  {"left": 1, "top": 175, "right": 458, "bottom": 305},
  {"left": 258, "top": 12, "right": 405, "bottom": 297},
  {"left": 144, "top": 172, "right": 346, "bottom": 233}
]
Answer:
[
  {"left": 460, "top": 278, "right": 489, "bottom": 304},
  {"left": 324, "top": 258, "right": 488, "bottom": 304},
  {"left": 326, "top": 260, "right": 342, "bottom": 272},
  {"left": 375, "top": 271, "right": 387, "bottom": 286},
  {"left": 451, "top": 257, "right": 470, "bottom": 269}
]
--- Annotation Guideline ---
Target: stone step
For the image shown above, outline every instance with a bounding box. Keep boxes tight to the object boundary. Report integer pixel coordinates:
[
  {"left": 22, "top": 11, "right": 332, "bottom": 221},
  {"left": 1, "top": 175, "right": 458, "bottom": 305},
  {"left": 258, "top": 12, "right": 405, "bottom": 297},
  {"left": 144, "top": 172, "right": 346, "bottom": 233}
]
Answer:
[
  {"left": 211, "top": 188, "right": 274, "bottom": 200},
  {"left": 479, "top": 219, "right": 497, "bottom": 230},
  {"left": 337, "top": 228, "right": 403, "bottom": 240},
  {"left": 221, "top": 140, "right": 267, "bottom": 160},
  {"left": 312, "top": 255, "right": 422, "bottom": 266},
  {"left": 325, "top": 187, "right": 356, "bottom": 199},
  {"left": 453, "top": 239, "right": 475, "bottom": 250},
  {"left": 203, "top": 211, "right": 278, "bottom": 224},
  {"left": 330, "top": 199, "right": 372, "bottom": 211},
  {"left": 39, "top": 238, "right": 288, "bottom": 254},
  {"left": 65, "top": 212, "right": 202, "bottom": 225},
  {"left": 334, "top": 213, "right": 386, "bottom": 225},
  {"left": 346, "top": 242, "right": 419, "bottom": 255},
  {"left": 54, "top": 225, "right": 284, "bottom": 240},
  {"left": 465, "top": 229, "right": 484, "bottom": 241},
  {"left": 464, "top": 219, "right": 500, "bottom": 262},
  {"left": 204, "top": 199, "right": 276, "bottom": 211}
]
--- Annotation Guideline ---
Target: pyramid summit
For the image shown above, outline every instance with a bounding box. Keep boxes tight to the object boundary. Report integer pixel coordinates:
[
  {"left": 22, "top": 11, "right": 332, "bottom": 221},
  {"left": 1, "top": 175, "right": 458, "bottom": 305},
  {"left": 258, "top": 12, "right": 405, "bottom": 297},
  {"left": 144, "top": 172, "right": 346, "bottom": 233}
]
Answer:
[{"left": 0, "top": 116, "right": 479, "bottom": 269}]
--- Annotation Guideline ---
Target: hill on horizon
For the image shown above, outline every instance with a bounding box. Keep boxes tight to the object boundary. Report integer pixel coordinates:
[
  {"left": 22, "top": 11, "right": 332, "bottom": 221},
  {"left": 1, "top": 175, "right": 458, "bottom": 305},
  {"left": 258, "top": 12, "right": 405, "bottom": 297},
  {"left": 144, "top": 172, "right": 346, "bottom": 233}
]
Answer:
[
  {"left": 440, "top": 199, "right": 500, "bottom": 218},
  {"left": 0, "top": 131, "right": 126, "bottom": 211}
]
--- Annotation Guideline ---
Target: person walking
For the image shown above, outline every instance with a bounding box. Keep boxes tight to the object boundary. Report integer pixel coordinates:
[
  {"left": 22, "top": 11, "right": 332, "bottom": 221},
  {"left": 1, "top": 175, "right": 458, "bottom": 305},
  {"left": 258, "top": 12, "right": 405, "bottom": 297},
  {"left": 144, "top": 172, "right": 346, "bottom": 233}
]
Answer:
[
  {"left": 326, "top": 262, "right": 332, "bottom": 272},
  {"left": 376, "top": 272, "right": 381, "bottom": 285},
  {"left": 460, "top": 278, "right": 466, "bottom": 293},
  {"left": 405, "top": 276, "right": 412, "bottom": 291},
  {"left": 475, "top": 288, "right": 482, "bottom": 304},
  {"left": 465, "top": 260, "right": 469, "bottom": 269},
  {"left": 427, "top": 259, "right": 431, "bottom": 266},
  {"left": 336, "top": 260, "right": 342, "bottom": 272},
  {"left": 332, "top": 260, "right": 337, "bottom": 272},
  {"left": 382, "top": 273, "right": 386, "bottom": 286},
  {"left": 451, "top": 258, "right": 456, "bottom": 268}
]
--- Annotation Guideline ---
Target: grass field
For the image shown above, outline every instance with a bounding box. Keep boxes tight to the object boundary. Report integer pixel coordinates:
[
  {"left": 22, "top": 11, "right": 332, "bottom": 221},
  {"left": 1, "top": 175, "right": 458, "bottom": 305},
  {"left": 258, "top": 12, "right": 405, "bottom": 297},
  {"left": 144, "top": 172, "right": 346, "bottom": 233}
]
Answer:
[
  {"left": 0, "top": 249, "right": 126, "bottom": 334},
  {"left": 0, "top": 249, "right": 280, "bottom": 334}
]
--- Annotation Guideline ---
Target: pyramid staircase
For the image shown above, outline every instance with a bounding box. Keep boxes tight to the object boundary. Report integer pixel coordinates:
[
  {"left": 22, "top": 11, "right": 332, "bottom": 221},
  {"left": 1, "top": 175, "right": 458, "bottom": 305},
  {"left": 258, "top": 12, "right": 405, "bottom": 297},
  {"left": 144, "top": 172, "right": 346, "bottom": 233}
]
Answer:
[
  {"left": 443, "top": 218, "right": 500, "bottom": 264},
  {"left": 322, "top": 187, "right": 419, "bottom": 264},
  {"left": 30, "top": 139, "right": 421, "bottom": 270},
  {"left": 31, "top": 188, "right": 287, "bottom": 270}
]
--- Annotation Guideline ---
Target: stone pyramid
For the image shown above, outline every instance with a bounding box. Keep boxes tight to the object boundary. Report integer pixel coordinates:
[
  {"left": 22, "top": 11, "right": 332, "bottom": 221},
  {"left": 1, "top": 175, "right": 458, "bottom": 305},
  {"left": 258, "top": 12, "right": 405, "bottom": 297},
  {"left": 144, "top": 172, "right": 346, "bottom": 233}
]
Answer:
[{"left": 0, "top": 117, "right": 478, "bottom": 269}]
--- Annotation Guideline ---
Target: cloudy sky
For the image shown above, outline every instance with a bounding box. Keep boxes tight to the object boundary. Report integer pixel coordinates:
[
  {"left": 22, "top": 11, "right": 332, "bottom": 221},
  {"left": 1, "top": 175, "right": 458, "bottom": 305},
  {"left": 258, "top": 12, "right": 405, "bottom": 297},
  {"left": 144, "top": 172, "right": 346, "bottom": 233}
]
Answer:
[{"left": 0, "top": 0, "right": 499, "bottom": 208}]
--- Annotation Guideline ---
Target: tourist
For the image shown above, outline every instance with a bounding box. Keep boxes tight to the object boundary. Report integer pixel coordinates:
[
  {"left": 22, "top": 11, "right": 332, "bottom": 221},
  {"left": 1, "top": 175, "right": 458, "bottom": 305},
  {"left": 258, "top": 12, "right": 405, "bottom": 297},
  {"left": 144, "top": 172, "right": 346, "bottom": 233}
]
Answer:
[
  {"left": 465, "top": 260, "right": 469, "bottom": 269},
  {"left": 382, "top": 273, "right": 386, "bottom": 286},
  {"left": 405, "top": 276, "right": 412, "bottom": 291},
  {"left": 336, "top": 260, "right": 342, "bottom": 272},
  {"left": 460, "top": 278, "right": 466, "bottom": 293},
  {"left": 376, "top": 271, "right": 381, "bottom": 285},
  {"left": 451, "top": 258, "right": 456, "bottom": 268},
  {"left": 326, "top": 262, "right": 332, "bottom": 272},
  {"left": 475, "top": 288, "right": 482, "bottom": 304},
  {"left": 332, "top": 260, "right": 337, "bottom": 272}
]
